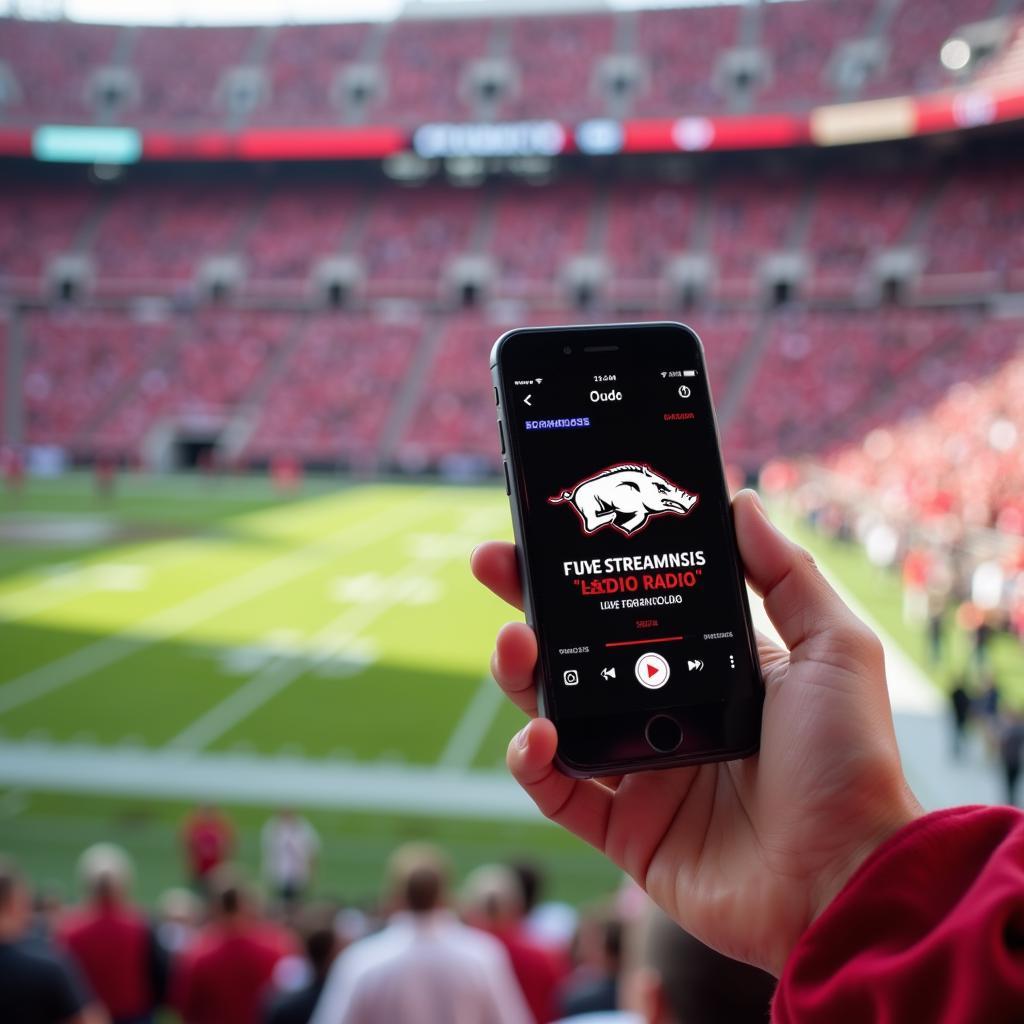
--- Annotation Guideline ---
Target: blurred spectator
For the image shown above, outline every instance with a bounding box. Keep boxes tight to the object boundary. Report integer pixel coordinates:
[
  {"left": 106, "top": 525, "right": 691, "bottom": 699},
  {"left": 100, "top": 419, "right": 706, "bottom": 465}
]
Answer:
[
  {"left": 181, "top": 804, "right": 235, "bottom": 891},
  {"left": 999, "top": 713, "right": 1024, "bottom": 807},
  {"left": 1, "top": 446, "right": 25, "bottom": 494},
  {"left": 174, "top": 866, "right": 291, "bottom": 1024},
  {"left": 0, "top": 857, "right": 105, "bottom": 1024},
  {"left": 262, "top": 808, "right": 320, "bottom": 906},
  {"left": 263, "top": 905, "right": 340, "bottom": 1024},
  {"left": 950, "top": 677, "right": 972, "bottom": 760},
  {"left": 557, "top": 908, "right": 622, "bottom": 1019},
  {"left": 155, "top": 888, "right": 202, "bottom": 958},
  {"left": 56, "top": 844, "right": 166, "bottom": 1024},
  {"left": 553, "top": 906, "right": 775, "bottom": 1024},
  {"left": 511, "top": 861, "right": 578, "bottom": 953},
  {"left": 311, "top": 842, "right": 531, "bottom": 1024},
  {"left": 462, "top": 864, "right": 567, "bottom": 1022}
]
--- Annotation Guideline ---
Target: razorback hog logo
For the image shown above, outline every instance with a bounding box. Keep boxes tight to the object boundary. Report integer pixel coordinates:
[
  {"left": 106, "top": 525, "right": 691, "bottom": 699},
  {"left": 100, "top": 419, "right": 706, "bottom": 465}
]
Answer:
[{"left": 549, "top": 464, "right": 699, "bottom": 537}]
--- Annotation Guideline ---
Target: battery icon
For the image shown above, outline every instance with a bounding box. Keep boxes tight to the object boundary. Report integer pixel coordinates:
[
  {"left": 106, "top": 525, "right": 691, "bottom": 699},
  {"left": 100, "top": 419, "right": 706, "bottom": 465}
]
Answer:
[{"left": 683, "top": 370, "right": 697, "bottom": 377}]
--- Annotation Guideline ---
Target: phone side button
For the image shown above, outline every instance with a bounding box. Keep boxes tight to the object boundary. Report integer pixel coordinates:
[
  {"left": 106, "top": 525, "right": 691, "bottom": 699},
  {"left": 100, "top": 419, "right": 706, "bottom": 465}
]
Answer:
[
  {"left": 497, "top": 420, "right": 505, "bottom": 454},
  {"left": 645, "top": 715, "right": 682, "bottom": 754},
  {"left": 494, "top": 386, "right": 500, "bottom": 406},
  {"left": 503, "top": 462, "right": 511, "bottom": 495}
]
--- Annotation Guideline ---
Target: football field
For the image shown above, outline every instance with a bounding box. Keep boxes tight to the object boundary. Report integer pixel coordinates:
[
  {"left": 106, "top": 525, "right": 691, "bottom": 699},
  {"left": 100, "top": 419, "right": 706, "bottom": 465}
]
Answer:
[
  {"left": 0, "top": 475, "right": 631, "bottom": 904},
  {"left": 0, "top": 474, "right": 1015, "bottom": 907}
]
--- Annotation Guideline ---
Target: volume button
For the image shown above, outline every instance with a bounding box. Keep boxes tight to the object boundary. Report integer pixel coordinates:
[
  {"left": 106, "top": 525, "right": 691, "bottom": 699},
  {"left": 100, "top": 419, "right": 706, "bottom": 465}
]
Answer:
[
  {"left": 503, "top": 462, "right": 511, "bottom": 495},
  {"left": 497, "top": 420, "right": 505, "bottom": 454}
]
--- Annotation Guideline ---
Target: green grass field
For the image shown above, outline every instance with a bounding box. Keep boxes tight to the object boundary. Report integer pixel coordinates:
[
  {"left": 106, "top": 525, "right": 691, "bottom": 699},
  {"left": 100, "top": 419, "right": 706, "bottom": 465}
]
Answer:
[
  {"left": 0, "top": 474, "right": 620, "bottom": 906},
  {"left": 1, "top": 475, "right": 1020, "bottom": 911}
]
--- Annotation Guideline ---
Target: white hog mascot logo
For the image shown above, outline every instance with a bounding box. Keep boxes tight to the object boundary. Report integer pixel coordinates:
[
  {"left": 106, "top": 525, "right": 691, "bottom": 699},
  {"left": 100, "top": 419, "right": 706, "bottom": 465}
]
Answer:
[{"left": 549, "top": 463, "right": 698, "bottom": 537}]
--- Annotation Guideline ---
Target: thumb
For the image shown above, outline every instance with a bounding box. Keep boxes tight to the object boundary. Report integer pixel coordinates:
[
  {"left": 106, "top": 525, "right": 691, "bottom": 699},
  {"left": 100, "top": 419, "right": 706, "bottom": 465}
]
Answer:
[{"left": 733, "top": 490, "right": 879, "bottom": 662}]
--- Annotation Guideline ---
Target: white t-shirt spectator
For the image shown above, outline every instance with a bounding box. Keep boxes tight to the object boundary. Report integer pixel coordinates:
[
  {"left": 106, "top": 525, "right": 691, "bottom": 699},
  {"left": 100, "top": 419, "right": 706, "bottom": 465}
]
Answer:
[
  {"left": 310, "top": 911, "right": 532, "bottom": 1024},
  {"left": 261, "top": 814, "right": 320, "bottom": 889}
]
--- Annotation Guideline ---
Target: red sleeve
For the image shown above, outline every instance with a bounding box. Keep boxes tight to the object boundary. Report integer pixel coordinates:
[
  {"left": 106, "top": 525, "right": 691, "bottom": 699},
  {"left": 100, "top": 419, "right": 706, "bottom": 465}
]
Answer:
[{"left": 773, "top": 805, "right": 1024, "bottom": 1023}]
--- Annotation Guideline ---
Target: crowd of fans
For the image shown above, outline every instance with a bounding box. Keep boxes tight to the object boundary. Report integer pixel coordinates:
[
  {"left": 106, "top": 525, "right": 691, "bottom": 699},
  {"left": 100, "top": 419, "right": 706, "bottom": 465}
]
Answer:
[
  {"left": 5, "top": 160, "right": 1024, "bottom": 299},
  {"left": 766, "top": 350, "right": 1024, "bottom": 800},
  {"left": 0, "top": 804, "right": 777, "bottom": 1024},
  {"left": 0, "top": 0, "right": 1000, "bottom": 126}
]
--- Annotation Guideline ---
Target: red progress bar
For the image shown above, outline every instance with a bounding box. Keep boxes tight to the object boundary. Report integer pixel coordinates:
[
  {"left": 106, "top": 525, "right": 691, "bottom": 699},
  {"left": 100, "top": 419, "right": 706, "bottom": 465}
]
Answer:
[{"left": 605, "top": 636, "right": 683, "bottom": 648}]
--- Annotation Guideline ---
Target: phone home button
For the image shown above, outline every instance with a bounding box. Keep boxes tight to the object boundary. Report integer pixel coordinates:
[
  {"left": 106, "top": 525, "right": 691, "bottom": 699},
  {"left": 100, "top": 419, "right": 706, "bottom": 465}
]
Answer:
[{"left": 645, "top": 714, "right": 682, "bottom": 754}]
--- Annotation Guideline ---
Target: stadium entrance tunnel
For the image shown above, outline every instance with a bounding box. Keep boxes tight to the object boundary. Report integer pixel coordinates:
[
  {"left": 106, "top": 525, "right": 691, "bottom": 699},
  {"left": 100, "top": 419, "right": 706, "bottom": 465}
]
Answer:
[{"left": 176, "top": 436, "right": 219, "bottom": 470}]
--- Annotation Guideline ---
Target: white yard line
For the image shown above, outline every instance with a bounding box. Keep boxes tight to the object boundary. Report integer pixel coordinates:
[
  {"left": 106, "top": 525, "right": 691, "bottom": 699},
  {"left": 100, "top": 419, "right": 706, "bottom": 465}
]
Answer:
[
  {"left": 437, "top": 677, "right": 505, "bottom": 769},
  {"left": 166, "top": 506, "right": 501, "bottom": 753},
  {"left": 0, "top": 500, "right": 427, "bottom": 717},
  {"left": 0, "top": 740, "right": 534, "bottom": 820}
]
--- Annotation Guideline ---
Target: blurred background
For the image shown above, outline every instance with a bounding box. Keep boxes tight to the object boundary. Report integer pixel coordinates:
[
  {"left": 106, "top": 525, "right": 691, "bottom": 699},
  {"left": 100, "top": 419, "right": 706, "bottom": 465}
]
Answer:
[{"left": 0, "top": 0, "right": 1022, "bottom": 1019}]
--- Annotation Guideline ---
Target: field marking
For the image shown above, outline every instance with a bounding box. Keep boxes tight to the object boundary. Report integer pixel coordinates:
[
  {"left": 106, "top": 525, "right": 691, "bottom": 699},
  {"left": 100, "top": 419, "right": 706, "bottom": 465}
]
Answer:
[
  {"left": 437, "top": 677, "right": 505, "bottom": 770},
  {"left": 165, "top": 509, "right": 488, "bottom": 753},
  {"left": 0, "top": 740, "right": 535, "bottom": 820},
  {"left": 0, "top": 498, "right": 432, "bottom": 717}
]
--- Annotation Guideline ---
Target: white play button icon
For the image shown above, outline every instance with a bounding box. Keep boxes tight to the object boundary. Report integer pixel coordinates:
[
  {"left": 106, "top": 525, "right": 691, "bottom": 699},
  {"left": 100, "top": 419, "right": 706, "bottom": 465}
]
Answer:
[{"left": 634, "top": 652, "right": 670, "bottom": 689}]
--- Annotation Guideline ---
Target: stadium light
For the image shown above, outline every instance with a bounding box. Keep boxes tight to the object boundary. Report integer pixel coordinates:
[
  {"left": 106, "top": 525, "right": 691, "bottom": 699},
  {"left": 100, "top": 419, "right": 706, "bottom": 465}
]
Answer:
[{"left": 940, "top": 37, "right": 972, "bottom": 72}]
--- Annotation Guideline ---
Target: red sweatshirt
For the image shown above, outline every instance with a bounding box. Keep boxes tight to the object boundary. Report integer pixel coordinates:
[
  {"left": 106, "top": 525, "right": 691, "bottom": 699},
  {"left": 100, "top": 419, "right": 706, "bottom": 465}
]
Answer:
[{"left": 774, "top": 805, "right": 1024, "bottom": 1023}]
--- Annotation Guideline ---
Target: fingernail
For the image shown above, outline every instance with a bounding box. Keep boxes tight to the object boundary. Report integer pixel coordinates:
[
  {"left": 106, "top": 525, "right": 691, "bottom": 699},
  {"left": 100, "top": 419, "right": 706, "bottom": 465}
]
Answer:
[
  {"left": 470, "top": 544, "right": 479, "bottom": 564},
  {"left": 513, "top": 725, "right": 529, "bottom": 750},
  {"left": 748, "top": 489, "right": 766, "bottom": 513}
]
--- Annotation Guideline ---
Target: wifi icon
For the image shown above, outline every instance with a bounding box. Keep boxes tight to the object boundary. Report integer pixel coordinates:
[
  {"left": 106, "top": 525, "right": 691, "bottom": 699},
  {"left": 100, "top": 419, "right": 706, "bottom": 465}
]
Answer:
[{"left": 535, "top": 377, "right": 543, "bottom": 383}]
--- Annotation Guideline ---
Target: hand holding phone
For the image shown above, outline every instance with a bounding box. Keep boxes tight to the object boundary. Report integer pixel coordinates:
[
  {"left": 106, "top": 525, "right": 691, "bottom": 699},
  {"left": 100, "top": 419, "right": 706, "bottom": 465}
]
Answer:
[
  {"left": 471, "top": 490, "right": 922, "bottom": 977},
  {"left": 492, "top": 322, "right": 762, "bottom": 775}
]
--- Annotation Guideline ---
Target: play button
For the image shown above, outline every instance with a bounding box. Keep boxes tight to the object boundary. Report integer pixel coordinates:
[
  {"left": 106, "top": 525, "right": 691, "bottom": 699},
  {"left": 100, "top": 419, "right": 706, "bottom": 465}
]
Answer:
[{"left": 634, "top": 652, "right": 670, "bottom": 690}]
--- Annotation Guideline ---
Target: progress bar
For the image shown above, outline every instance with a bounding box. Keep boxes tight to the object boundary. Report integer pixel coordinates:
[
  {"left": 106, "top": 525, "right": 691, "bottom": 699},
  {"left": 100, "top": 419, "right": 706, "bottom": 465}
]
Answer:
[{"left": 605, "top": 635, "right": 683, "bottom": 648}]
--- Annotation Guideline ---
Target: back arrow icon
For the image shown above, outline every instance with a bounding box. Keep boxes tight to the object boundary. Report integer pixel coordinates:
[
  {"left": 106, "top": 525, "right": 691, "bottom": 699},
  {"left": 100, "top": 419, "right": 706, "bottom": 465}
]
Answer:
[{"left": 524, "top": 394, "right": 532, "bottom": 406}]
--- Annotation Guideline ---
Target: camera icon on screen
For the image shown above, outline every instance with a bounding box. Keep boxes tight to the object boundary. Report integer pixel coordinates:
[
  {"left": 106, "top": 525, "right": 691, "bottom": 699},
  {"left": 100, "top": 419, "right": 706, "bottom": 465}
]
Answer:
[{"left": 563, "top": 669, "right": 580, "bottom": 686}]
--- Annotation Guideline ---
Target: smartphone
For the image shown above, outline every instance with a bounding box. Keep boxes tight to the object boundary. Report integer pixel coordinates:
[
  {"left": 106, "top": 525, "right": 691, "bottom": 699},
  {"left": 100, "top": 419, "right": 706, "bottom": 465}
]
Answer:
[{"left": 491, "top": 321, "right": 763, "bottom": 777}]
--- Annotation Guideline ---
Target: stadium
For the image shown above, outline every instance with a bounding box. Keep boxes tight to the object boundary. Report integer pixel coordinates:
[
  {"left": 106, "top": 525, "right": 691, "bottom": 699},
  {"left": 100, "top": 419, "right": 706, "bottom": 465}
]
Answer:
[{"left": 1, "top": 0, "right": 1023, "bottom": 1020}]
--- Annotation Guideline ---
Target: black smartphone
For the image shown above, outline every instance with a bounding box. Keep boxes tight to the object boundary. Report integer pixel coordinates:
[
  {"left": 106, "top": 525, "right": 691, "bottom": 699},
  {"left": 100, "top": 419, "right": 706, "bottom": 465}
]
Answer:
[{"left": 491, "top": 321, "right": 763, "bottom": 777}]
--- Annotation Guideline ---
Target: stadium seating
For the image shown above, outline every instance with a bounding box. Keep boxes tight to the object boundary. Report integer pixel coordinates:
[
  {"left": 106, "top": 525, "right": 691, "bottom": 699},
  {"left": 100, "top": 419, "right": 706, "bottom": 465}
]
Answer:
[
  {"left": 0, "top": 0, "right": 1012, "bottom": 126},
  {"left": 373, "top": 17, "right": 491, "bottom": 125},
  {"left": 360, "top": 185, "right": 483, "bottom": 295},
  {"left": 22, "top": 309, "right": 176, "bottom": 448},
  {"left": 132, "top": 26, "right": 255, "bottom": 123},
  {"left": 256, "top": 22, "right": 370, "bottom": 124},
  {"left": 724, "top": 309, "right": 1024, "bottom": 471},
  {"left": 0, "top": 19, "right": 117, "bottom": 122},
  {"left": 803, "top": 171, "right": 928, "bottom": 298},
  {"left": 91, "top": 181, "right": 258, "bottom": 290},
  {"left": 919, "top": 164, "right": 1024, "bottom": 287},
  {"left": 503, "top": 13, "right": 613, "bottom": 122},
  {"left": 92, "top": 310, "right": 293, "bottom": 451},
  {"left": 827, "top": 346, "right": 1024, "bottom": 534},
  {"left": 606, "top": 183, "right": 698, "bottom": 281},
  {"left": 240, "top": 182, "right": 363, "bottom": 286},
  {"left": 490, "top": 182, "right": 596, "bottom": 298},
  {"left": 864, "top": 0, "right": 996, "bottom": 99},
  {"left": 0, "top": 183, "right": 96, "bottom": 284},
  {"left": 757, "top": 0, "right": 871, "bottom": 109},
  {"left": 632, "top": 5, "right": 739, "bottom": 116},
  {"left": 707, "top": 177, "right": 806, "bottom": 298},
  {"left": 245, "top": 313, "right": 422, "bottom": 465}
]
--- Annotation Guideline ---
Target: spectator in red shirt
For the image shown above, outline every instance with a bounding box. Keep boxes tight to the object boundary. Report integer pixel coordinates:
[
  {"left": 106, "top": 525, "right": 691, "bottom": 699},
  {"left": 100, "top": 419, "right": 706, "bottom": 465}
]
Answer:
[
  {"left": 472, "top": 490, "right": 1024, "bottom": 1021},
  {"left": 462, "top": 864, "right": 566, "bottom": 1023},
  {"left": 181, "top": 805, "right": 234, "bottom": 891},
  {"left": 173, "top": 867, "right": 290, "bottom": 1024},
  {"left": 56, "top": 844, "right": 166, "bottom": 1024}
]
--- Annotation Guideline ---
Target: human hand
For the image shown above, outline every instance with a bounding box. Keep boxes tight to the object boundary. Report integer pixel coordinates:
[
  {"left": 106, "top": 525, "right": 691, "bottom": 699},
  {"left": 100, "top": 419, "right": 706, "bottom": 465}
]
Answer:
[{"left": 470, "top": 490, "right": 922, "bottom": 976}]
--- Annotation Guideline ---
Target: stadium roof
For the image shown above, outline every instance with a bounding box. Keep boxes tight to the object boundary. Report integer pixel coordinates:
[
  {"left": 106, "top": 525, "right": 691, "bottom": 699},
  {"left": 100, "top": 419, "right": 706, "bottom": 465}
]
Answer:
[{"left": 0, "top": 0, "right": 761, "bottom": 27}]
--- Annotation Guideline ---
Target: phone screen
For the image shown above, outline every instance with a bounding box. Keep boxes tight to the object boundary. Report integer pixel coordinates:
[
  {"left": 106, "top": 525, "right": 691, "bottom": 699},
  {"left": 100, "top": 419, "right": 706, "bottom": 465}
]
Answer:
[{"left": 495, "top": 322, "right": 762, "bottom": 773}]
